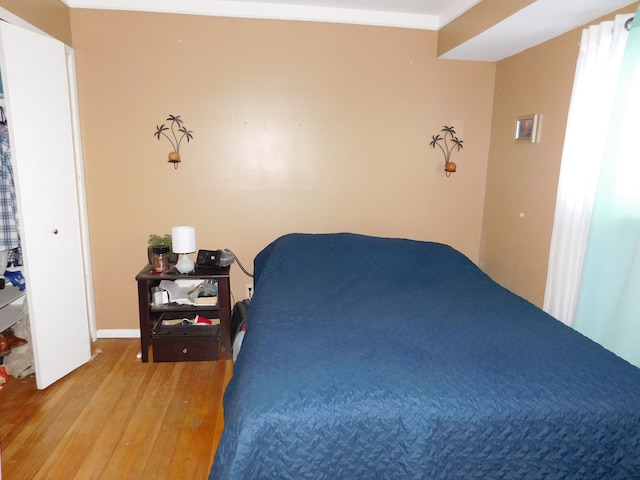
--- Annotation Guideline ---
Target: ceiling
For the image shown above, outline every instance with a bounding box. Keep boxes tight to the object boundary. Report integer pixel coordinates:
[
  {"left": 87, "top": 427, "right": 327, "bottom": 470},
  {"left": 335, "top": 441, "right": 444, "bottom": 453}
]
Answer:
[{"left": 62, "top": 0, "right": 638, "bottom": 61}]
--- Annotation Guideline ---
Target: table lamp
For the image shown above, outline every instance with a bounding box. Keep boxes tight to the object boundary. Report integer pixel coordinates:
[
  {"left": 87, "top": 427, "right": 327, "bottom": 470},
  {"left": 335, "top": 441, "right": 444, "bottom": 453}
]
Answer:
[{"left": 172, "top": 226, "right": 196, "bottom": 274}]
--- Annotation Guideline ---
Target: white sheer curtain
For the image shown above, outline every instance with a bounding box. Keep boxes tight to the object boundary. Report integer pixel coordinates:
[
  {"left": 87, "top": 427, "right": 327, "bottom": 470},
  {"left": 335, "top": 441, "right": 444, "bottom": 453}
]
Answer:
[
  {"left": 543, "top": 14, "right": 632, "bottom": 326},
  {"left": 572, "top": 10, "right": 640, "bottom": 367}
]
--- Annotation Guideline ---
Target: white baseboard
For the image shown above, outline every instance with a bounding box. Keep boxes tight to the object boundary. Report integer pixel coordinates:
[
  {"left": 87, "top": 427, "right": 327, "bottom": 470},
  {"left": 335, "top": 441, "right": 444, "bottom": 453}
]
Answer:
[{"left": 96, "top": 329, "right": 140, "bottom": 338}]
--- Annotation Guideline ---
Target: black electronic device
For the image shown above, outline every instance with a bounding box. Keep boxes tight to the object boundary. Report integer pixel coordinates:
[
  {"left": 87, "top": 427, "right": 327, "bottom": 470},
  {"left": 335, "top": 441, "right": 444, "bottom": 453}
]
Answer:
[{"left": 196, "top": 249, "right": 235, "bottom": 268}]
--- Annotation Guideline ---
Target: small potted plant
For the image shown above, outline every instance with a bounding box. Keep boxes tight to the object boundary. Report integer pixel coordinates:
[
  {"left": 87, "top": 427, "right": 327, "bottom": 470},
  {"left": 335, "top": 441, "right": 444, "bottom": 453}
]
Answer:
[{"left": 429, "top": 125, "right": 464, "bottom": 177}]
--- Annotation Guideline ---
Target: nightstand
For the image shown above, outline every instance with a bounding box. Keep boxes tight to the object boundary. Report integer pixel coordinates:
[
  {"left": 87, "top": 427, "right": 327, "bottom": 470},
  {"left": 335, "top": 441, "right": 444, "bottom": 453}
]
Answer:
[{"left": 135, "top": 264, "right": 232, "bottom": 362}]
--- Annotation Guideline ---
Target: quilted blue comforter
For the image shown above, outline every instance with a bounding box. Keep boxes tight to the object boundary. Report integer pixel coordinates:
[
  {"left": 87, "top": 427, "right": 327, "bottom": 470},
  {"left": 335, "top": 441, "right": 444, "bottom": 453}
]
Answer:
[{"left": 210, "top": 233, "right": 640, "bottom": 479}]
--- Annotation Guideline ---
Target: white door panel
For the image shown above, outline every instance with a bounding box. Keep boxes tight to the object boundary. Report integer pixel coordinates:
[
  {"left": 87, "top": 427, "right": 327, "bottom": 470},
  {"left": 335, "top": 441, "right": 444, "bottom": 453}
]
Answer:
[{"left": 0, "top": 22, "right": 91, "bottom": 389}]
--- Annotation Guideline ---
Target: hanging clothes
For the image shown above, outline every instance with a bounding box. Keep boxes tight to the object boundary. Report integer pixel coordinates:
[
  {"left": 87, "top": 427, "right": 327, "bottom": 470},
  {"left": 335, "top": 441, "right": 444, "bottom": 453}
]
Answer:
[{"left": 0, "top": 123, "right": 22, "bottom": 268}]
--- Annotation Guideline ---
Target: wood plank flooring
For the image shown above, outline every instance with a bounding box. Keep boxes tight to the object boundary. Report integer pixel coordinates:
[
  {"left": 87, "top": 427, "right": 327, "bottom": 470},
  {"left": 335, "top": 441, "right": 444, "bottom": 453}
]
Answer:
[{"left": 0, "top": 338, "right": 233, "bottom": 479}]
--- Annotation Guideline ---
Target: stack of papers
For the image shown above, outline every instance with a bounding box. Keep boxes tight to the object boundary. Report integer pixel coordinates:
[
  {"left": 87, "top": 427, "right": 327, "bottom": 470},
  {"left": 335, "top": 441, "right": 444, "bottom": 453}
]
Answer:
[{"left": 159, "top": 279, "right": 217, "bottom": 306}]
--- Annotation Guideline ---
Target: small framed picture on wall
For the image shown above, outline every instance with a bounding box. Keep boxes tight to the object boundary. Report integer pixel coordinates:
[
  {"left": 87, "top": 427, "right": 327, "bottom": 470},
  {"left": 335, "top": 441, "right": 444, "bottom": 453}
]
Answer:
[{"left": 515, "top": 114, "right": 539, "bottom": 142}]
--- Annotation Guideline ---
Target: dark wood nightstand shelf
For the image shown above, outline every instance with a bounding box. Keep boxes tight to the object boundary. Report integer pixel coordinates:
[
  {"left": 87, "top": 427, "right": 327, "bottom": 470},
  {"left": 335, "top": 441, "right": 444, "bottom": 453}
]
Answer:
[{"left": 136, "top": 264, "right": 232, "bottom": 362}]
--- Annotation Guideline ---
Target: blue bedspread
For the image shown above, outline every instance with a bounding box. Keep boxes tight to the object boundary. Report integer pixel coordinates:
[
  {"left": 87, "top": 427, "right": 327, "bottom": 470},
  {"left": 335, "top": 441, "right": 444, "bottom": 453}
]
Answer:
[{"left": 210, "top": 233, "right": 640, "bottom": 479}]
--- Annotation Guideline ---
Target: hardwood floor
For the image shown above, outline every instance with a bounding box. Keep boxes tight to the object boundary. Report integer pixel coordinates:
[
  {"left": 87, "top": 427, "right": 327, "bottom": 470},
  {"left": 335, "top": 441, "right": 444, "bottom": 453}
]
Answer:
[{"left": 0, "top": 338, "right": 233, "bottom": 479}]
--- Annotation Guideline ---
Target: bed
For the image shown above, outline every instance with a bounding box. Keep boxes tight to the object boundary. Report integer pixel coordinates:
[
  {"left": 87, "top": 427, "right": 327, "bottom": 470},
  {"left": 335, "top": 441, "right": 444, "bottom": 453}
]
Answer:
[{"left": 210, "top": 233, "right": 640, "bottom": 479}]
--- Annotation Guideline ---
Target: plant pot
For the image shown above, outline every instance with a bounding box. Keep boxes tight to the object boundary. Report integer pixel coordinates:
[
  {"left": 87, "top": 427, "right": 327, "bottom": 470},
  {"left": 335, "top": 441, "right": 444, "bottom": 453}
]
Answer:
[{"left": 148, "top": 245, "right": 177, "bottom": 273}]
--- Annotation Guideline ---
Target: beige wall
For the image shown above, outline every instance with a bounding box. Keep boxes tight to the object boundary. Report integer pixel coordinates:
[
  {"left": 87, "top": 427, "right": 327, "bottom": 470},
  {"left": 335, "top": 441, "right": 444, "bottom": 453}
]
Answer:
[
  {"left": 480, "top": 2, "right": 639, "bottom": 307},
  {"left": 70, "top": 10, "right": 496, "bottom": 330},
  {"left": 0, "top": 0, "right": 71, "bottom": 45},
  {"left": 3, "top": 1, "right": 637, "bottom": 329}
]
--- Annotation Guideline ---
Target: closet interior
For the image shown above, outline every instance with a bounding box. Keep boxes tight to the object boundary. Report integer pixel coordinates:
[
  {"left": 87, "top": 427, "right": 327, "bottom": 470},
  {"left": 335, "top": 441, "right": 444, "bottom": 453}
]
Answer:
[{"left": 0, "top": 89, "right": 32, "bottom": 389}]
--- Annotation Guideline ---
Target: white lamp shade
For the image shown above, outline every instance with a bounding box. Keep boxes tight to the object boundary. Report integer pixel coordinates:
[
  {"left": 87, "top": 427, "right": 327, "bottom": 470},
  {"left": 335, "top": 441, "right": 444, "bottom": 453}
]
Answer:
[{"left": 172, "top": 226, "right": 196, "bottom": 254}]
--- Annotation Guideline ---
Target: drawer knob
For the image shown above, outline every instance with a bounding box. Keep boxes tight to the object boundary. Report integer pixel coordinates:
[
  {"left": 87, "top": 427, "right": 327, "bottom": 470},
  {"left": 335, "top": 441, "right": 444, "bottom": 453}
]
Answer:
[{"left": 183, "top": 347, "right": 188, "bottom": 354}]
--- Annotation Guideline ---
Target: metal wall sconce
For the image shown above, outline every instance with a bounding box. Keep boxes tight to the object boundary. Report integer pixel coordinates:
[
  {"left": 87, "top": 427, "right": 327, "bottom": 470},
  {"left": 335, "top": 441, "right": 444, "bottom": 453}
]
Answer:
[
  {"left": 429, "top": 125, "right": 463, "bottom": 177},
  {"left": 154, "top": 114, "right": 194, "bottom": 169}
]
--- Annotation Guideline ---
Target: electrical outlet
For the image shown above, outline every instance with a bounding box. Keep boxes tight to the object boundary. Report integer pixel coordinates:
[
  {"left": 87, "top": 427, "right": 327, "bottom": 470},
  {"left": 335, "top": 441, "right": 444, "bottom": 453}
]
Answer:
[{"left": 245, "top": 283, "right": 254, "bottom": 299}]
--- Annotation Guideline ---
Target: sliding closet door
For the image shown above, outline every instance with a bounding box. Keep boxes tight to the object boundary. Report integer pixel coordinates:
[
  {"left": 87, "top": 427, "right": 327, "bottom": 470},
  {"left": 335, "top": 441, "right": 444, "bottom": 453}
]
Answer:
[{"left": 0, "top": 22, "right": 92, "bottom": 389}]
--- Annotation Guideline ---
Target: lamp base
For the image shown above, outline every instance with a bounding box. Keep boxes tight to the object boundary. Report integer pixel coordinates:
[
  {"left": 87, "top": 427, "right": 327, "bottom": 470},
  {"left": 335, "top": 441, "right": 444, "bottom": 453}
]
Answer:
[{"left": 175, "top": 254, "right": 195, "bottom": 274}]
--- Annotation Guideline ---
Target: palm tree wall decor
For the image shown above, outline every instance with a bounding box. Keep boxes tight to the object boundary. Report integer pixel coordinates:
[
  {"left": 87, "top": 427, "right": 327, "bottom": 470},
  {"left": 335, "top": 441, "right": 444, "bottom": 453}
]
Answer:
[
  {"left": 429, "top": 125, "right": 463, "bottom": 177},
  {"left": 154, "top": 114, "right": 194, "bottom": 169}
]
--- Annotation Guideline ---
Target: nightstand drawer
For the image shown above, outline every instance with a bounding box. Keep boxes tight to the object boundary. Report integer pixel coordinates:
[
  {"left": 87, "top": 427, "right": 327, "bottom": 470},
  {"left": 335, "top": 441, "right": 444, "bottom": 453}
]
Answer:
[{"left": 153, "top": 324, "right": 220, "bottom": 362}]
